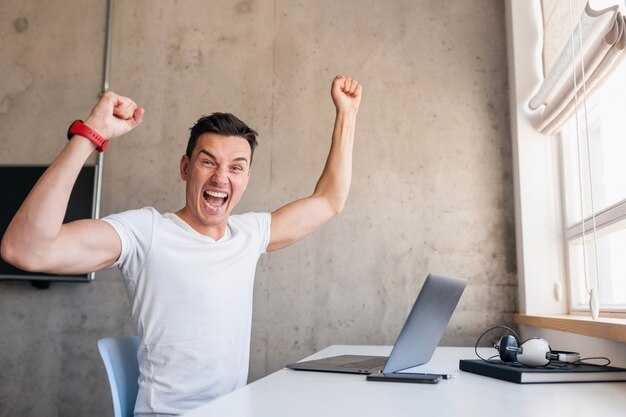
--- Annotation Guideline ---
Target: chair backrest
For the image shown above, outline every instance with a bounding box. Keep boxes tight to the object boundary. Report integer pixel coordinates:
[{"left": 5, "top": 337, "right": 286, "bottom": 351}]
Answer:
[{"left": 97, "top": 336, "right": 140, "bottom": 417}]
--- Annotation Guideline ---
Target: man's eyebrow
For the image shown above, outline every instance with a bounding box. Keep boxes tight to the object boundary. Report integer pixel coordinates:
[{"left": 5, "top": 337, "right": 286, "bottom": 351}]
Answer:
[
  {"left": 198, "top": 150, "right": 217, "bottom": 160},
  {"left": 232, "top": 157, "right": 249, "bottom": 164},
  {"left": 198, "top": 150, "right": 249, "bottom": 164}
]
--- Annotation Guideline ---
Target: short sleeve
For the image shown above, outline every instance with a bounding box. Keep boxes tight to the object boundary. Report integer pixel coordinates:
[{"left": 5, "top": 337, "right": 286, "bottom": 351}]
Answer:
[
  {"left": 101, "top": 207, "right": 155, "bottom": 280},
  {"left": 231, "top": 212, "right": 272, "bottom": 254},
  {"left": 257, "top": 212, "right": 271, "bottom": 254}
]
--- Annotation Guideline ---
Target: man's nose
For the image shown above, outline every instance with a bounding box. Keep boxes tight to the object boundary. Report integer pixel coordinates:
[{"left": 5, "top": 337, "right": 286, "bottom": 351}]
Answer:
[{"left": 210, "top": 167, "right": 228, "bottom": 186}]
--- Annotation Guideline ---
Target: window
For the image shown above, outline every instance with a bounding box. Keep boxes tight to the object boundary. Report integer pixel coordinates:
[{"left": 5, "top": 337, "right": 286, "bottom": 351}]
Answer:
[
  {"left": 508, "top": 0, "right": 626, "bottom": 344},
  {"left": 559, "top": 62, "right": 626, "bottom": 312}
]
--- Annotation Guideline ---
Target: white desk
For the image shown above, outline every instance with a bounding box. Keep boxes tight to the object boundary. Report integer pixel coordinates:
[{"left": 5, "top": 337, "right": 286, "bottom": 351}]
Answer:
[{"left": 183, "top": 345, "right": 626, "bottom": 417}]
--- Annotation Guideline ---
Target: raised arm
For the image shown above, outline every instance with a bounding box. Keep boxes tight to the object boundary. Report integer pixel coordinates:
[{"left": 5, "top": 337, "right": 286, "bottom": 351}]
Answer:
[
  {"left": 268, "top": 75, "right": 362, "bottom": 252},
  {"left": 0, "top": 91, "right": 144, "bottom": 274}
]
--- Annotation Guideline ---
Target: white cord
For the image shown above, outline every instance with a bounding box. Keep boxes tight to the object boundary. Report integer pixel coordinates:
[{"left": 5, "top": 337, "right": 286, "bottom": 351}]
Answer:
[
  {"left": 568, "top": 0, "right": 588, "bottom": 295},
  {"left": 568, "top": 0, "right": 600, "bottom": 318}
]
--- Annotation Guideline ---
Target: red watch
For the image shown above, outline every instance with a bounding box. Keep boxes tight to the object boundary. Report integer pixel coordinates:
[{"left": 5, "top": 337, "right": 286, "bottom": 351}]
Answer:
[{"left": 67, "top": 120, "right": 109, "bottom": 152}]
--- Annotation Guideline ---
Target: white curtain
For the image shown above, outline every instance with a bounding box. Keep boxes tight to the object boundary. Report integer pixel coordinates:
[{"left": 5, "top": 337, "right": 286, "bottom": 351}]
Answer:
[{"left": 529, "top": 1, "right": 625, "bottom": 133}]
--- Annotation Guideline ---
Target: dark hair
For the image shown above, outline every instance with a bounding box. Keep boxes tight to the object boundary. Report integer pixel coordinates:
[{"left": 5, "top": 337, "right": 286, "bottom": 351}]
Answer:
[{"left": 186, "top": 112, "right": 258, "bottom": 163}]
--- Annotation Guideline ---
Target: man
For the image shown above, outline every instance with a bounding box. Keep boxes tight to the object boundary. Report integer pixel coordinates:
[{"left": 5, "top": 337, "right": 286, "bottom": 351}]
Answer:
[{"left": 1, "top": 75, "right": 362, "bottom": 416}]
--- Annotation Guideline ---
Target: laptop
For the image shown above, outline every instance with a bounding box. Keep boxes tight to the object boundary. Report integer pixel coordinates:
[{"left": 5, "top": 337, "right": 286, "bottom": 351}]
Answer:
[{"left": 285, "top": 273, "right": 467, "bottom": 375}]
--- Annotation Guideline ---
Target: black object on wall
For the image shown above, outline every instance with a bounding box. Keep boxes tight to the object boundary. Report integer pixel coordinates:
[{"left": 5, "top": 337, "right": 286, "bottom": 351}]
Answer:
[{"left": 0, "top": 165, "right": 99, "bottom": 287}]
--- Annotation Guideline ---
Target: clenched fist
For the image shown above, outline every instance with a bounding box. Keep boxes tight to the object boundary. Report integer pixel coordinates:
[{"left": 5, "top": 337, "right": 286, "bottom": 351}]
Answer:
[
  {"left": 331, "top": 75, "right": 362, "bottom": 114},
  {"left": 84, "top": 91, "right": 144, "bottom": 139}
]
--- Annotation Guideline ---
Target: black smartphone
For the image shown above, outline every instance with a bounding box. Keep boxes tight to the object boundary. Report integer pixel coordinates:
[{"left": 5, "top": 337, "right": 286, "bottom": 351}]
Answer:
[{"left": 366, "top": 372, "right": 442, "bottom": 384}]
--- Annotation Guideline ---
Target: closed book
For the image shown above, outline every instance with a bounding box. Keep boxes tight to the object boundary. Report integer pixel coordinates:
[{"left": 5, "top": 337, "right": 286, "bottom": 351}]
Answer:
[{"left": 459, "top": 359, "right": 626, "bottom": 384}]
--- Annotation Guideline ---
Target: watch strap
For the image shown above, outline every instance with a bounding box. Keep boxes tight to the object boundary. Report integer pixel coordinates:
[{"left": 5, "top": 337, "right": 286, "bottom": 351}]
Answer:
[{"left": 67, "top": 120, "right": 109, "bottom": 152}]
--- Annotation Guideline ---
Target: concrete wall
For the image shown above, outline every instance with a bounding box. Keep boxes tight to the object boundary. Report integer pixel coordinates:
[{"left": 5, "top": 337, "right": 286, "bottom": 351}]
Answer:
[{"left": 0, "top": 1, "right": 514, "bottom": 416}]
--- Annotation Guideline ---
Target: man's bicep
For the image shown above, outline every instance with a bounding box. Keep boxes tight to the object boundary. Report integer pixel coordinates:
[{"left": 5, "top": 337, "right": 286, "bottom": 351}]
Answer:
[
  {"left": 48, "top": 219, "right": 122, "bottom": 274},
  {"left": 268, "top": 196, "right": 336, "bottom": 252}
]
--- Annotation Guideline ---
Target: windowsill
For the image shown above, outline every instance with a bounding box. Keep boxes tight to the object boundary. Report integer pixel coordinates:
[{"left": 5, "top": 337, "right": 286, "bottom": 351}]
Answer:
[{"left": 514, "top": 314, "right": 626, "bottom": 344}]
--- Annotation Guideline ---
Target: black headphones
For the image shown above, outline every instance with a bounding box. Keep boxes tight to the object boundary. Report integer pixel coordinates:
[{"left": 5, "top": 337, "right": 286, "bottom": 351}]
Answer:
[{"left": 476, "top": 326, "right": 581, "bottom": 367}]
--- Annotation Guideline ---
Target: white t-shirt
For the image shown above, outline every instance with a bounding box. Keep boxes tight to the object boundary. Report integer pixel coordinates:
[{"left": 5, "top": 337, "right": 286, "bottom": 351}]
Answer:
[{"left": 102, "top": 207, "right": 271, "bottom": 416}]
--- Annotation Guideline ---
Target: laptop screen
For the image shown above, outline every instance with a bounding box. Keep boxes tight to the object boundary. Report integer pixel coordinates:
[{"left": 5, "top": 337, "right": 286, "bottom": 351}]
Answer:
[{"left": 383, "top": 273, "right": 467, "bottom": 373}]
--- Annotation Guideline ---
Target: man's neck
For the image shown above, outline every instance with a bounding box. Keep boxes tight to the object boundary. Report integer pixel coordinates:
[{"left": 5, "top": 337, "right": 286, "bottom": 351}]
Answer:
[{"left": 174, "top": 208, "right": 227, "bottom": 240}]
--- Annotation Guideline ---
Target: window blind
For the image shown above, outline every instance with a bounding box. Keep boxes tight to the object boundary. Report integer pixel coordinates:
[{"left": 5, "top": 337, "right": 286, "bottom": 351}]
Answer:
[{"left": 529, "top": 1, "right": 625, "bottom": 134}]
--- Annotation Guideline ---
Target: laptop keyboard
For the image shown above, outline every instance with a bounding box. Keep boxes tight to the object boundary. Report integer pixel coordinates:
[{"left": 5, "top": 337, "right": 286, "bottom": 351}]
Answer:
[{"left": 338, "top": 357, "right": 387, "bottom": 369}]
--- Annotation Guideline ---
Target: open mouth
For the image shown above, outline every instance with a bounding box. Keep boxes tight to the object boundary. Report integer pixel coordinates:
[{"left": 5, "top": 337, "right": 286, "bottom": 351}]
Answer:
[{"left": 203, "top": 189, "right": 229, "bottom": 209}]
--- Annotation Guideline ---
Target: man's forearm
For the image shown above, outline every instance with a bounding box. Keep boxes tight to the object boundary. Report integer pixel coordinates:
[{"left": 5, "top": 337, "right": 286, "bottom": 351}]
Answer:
[{"left": 312, "top": 109, "right": 357, "bottom": 214}]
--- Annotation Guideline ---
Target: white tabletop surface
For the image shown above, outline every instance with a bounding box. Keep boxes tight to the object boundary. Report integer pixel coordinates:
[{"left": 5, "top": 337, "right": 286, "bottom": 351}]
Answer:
[{"left": 182, "top": 345, "right": 626, "bottom": 417}]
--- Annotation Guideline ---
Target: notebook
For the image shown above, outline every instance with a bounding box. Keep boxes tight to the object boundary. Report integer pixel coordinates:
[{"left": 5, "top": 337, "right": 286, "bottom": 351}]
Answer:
[
  {"left": 459, "top": 359, "right": 626, "bottom": 384},
  {"left": 285, "top": 273, "right": 467, "bottom": 374}
]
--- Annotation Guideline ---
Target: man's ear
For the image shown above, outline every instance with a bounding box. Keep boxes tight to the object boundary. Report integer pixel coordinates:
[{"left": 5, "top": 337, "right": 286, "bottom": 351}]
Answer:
[{"left": 180, "top": 154, "right": 189, "bottom": 181}]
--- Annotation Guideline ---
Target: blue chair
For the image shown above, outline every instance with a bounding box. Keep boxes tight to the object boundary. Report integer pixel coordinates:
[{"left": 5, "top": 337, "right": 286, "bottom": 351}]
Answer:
[{"left": 98, "top": 336, "right": 140, "bottom": 417}]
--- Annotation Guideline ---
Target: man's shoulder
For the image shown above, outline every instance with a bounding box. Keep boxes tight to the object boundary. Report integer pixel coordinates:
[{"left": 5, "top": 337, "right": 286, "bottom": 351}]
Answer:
[
  {"left": 228, "top": 212, "right": 272, "bottom": 251},
  {"left": 101, "top": 206, "right": 162, "bottom": 227},
  {"left": 229, "top": 211, "right": 270, "bottom": 222},
  {"left": 228, "top": 212, "right": 271, "bottom": 231},
  {"left": 106, "top": 206, "right": 160, "bottom": 216}
]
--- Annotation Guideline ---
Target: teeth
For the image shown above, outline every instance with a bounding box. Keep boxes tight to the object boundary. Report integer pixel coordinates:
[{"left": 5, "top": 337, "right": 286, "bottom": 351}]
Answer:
[{"left": 205, "top": 190, "right": 227, "bottom": 199}]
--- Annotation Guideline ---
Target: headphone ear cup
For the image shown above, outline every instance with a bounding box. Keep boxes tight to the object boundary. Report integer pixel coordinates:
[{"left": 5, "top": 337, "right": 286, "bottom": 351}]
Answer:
[
  {"left": 498, "top": 335, "right": 519, "bottom": 363},
  {"left": 517, "top": 338, "right": 551, "bottom": 367}
]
